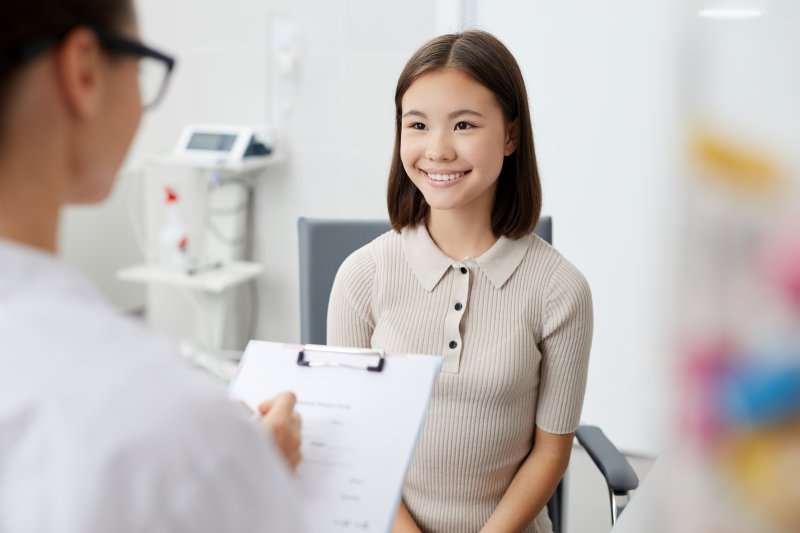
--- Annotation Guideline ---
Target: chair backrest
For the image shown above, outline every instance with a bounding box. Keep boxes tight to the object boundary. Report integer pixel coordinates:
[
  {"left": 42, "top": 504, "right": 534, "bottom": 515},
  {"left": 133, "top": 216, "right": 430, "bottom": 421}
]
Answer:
[
  {"left": 298, "top": 218, "right": 392, "bottom": 345},
  {"left": 296, "top": 215, "right": 562, "bottom": 532}
]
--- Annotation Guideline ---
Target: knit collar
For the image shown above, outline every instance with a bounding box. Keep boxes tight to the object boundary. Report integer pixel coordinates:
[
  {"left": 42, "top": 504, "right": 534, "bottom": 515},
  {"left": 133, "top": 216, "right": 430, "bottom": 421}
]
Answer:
[{"left": 401, "top": 224, "right": 531, "bottom": 292}]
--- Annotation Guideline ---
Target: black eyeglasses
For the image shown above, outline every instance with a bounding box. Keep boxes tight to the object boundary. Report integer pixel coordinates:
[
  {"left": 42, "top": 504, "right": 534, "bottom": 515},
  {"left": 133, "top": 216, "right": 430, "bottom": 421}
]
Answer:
[
  {"left": 9, "top": 27, "right": 176, "bottom": 110},
  {"left": 94, "top": 29, "right": 175, "bottom": 110}
]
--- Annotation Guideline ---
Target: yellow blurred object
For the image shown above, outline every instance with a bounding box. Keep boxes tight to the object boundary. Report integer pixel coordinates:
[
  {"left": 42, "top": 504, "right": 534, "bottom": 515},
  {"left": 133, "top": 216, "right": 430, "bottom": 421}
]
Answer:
[
  {"left": 691, "top": 132, "right": 783, "bottom": 194},
  {"left": 721, "top": 423, "right": 800, "bottom": 531}
]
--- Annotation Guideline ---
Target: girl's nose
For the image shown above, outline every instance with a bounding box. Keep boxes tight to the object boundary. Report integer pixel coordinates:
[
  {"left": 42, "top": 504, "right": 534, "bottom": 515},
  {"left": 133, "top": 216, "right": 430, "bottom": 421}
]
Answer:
[{"left": 425, "top": 131, "right": 455, "bottom": 161}]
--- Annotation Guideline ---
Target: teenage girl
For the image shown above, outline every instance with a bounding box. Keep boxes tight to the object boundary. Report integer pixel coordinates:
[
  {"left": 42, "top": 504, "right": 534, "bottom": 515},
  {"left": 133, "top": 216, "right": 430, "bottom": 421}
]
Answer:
[{"left": 328, "top": 30, "right": 593, "bottom": 533}]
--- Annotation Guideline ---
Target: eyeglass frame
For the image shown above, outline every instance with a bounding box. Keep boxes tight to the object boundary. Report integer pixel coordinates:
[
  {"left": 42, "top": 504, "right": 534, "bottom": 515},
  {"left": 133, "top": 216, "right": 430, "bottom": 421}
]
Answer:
[{"left": 8, "top": 27, "right": 176, "bottom": 110}]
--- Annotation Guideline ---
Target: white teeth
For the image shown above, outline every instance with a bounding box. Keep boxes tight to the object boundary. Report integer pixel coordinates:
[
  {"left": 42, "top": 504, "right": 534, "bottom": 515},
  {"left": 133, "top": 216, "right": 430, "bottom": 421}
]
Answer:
[{"left": 426, "top": 171, "right": 464, "bottom": 181}]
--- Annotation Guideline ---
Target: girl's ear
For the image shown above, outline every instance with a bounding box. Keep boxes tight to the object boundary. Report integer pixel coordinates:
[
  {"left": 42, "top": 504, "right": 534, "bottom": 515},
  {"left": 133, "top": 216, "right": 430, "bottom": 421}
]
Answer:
[
  {"left": 54, "top": 28, "right": 105, "bottom": 120},
  {"left": 504, "top": 119, "right": 520, "bottom": 156}
]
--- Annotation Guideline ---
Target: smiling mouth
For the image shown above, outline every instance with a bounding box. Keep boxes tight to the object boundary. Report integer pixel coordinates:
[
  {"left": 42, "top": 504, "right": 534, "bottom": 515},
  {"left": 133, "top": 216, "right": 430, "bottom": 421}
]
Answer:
[{"left": 423, "top": 170, "right": 471, "bottom": 182}]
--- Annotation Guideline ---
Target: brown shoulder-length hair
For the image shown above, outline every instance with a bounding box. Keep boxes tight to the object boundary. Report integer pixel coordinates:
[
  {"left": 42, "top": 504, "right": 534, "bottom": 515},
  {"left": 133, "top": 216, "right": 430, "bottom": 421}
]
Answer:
[{"left": 387, "top": 30, "right": 541, "bottom": 239}]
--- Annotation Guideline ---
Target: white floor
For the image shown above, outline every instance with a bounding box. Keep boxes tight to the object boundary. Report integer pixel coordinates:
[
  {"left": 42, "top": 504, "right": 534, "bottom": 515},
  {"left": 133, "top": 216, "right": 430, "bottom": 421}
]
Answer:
[{"left": 565, "top": 446, "right": 655, "bottom": 533}]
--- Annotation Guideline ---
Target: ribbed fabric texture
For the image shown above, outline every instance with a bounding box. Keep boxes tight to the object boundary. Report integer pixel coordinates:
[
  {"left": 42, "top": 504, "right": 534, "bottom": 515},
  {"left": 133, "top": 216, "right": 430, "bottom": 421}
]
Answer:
[{"left": 327, "top": 228, "right": 593, "bottom": 533}]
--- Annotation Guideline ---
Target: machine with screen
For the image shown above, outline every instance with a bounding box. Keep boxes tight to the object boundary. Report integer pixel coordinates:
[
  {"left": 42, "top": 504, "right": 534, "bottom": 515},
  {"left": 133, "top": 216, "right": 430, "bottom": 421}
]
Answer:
[{"left": 173, "top": 124, "right": 273, "bottom": 165}]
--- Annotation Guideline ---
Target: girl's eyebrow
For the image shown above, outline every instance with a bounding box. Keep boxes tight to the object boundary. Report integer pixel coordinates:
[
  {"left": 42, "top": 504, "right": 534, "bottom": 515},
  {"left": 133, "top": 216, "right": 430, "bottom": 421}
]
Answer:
[
  {"left": 449, "top": 109, "right": 484, "bottom": 119},
  {"left": 402, "top": 110, "right": 426, "bottom": 119},
  {"left": 401, "top": 109, "right": 484, "bottom": 119}
]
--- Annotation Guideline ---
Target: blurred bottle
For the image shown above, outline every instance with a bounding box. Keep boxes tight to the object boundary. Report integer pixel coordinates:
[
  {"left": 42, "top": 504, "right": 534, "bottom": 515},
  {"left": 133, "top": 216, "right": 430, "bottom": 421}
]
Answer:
[{"left": 158, "top": 186, "right": 189, "bottom": 272}]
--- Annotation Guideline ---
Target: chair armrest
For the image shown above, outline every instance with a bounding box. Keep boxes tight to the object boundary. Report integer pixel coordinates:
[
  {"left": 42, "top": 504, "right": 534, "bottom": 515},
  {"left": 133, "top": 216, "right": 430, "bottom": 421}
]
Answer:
[{"left": 575, "top": 425, "right": 639, "bottom": 495}]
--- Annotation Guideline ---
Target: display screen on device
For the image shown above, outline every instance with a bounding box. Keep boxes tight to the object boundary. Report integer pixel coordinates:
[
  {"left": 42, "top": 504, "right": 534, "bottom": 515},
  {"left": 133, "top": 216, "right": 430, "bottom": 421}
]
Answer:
[{"left": 187, "top": 133, "right": 237, "bottom": 152}]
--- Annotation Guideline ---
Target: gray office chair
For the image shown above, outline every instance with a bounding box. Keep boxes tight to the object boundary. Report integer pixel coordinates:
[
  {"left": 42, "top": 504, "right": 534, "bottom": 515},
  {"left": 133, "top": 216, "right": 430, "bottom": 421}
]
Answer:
[{"left": 297, "top": 216, "right": 639, "bottom": 533}]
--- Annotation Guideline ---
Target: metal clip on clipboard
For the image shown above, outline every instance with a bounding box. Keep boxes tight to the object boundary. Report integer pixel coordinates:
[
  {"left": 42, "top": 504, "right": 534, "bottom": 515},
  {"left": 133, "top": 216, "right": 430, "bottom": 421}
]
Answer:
[{"left": 297, "top": 344, "right": 386, "bottom": 372}]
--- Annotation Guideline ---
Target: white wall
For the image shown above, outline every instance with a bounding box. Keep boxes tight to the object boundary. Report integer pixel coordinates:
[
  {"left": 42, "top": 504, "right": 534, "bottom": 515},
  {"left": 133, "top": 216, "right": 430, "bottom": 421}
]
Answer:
[{"left": 60, "top": 170, "right": 146, "bottom": 312}]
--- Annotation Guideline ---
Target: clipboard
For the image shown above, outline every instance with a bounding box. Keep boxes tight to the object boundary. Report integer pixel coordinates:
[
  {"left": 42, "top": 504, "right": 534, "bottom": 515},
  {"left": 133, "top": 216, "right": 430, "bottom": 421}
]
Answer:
[{"left": 229, "top": 341, "right": 443, "bottom": 533}]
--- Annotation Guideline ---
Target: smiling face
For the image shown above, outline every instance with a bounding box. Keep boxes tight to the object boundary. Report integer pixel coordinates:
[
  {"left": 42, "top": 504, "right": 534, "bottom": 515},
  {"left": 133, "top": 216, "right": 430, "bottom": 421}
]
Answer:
[{"left": 400, "top": 68, "right": 518, "bottom": 220}]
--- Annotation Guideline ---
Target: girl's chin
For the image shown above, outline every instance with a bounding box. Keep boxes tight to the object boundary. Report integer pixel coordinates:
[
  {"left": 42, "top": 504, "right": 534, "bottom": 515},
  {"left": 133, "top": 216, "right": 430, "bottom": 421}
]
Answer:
[{"left": 422, "top": 197, "right": 467, "bottom": 212}]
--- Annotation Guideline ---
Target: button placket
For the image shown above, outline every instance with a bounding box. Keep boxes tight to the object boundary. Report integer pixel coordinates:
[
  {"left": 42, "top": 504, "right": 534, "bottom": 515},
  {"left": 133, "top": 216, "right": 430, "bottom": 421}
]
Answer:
[{"left": 441, "top": 262, "right": 470, "bottom": 373}]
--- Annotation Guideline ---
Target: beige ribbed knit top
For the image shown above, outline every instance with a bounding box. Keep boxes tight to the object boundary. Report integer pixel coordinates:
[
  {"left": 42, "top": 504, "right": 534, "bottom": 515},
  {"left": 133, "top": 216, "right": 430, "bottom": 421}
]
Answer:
[{"left": 327, "top": 225, "right": 593, "bottom": 533}]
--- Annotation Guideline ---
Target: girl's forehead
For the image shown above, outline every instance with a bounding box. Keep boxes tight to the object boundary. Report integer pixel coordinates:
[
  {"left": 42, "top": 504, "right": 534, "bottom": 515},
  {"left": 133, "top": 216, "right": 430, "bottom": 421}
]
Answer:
[
  {"left": 402, "top": 69, "right": 500, "bottom": 113},
  {"left": 406, "top": 68, "right": 485, "bottom": 96}
]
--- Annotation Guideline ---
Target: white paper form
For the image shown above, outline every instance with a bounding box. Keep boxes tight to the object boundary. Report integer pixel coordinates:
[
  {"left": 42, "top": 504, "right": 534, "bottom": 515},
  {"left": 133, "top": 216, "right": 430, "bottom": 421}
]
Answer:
[{"left": 229, "top": 341, "right": 442, "bottom": 533}]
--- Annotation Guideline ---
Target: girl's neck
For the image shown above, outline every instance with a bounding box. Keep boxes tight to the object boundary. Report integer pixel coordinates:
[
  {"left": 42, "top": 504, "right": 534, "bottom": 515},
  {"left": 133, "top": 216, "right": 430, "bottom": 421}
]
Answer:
[{"left": 427, "top": 207, "right": 497, "bottom": 260}]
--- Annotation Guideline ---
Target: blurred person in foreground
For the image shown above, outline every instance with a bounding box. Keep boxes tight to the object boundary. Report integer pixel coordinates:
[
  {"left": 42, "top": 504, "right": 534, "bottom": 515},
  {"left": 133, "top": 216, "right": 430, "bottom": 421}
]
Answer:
[{"left": 0, "top": 1, "right": 305, "bottom": 531}]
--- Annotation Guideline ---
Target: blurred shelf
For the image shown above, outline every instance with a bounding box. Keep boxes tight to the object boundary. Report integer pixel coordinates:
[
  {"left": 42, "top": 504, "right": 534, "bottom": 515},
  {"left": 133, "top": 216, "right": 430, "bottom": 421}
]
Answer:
[
  {"left": 117, "top": 261, "right": 263, "bottom": 293},
  {"left": 148, "top": 151, "right": 288, "bottom": 176}
]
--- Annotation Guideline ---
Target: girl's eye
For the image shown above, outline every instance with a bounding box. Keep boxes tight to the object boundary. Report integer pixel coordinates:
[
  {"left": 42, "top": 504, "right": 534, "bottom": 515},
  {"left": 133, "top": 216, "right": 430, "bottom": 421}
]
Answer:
[
  {"left": 409, "top": 122, "right": 426, "bottom": 130},
  {"left": 455, "top": 122, "right": 474, "bottom": 130}
]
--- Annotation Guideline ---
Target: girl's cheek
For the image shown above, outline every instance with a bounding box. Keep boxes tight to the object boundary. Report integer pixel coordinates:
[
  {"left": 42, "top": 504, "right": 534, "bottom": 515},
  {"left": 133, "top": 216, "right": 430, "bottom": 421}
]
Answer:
[{"left": 400, "top": 139, "right": 421, "bottom": 163}]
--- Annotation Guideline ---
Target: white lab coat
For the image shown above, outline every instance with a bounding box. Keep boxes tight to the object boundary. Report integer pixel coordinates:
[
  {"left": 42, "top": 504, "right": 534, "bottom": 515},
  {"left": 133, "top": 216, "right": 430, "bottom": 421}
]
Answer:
[{"left": 0, "top": 239, "right": 306, "bottom": 533}]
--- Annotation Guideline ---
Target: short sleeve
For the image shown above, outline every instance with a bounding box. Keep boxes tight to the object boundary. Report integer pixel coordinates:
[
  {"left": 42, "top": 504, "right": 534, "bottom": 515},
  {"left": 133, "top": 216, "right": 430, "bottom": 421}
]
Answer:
[
  {"left": 535, "top": 257, "right": 593, "bottom": 434},
  {"left": 326, "top": 243, "right": 376, "bottom": 349}
]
